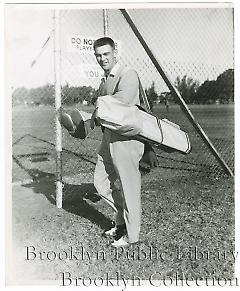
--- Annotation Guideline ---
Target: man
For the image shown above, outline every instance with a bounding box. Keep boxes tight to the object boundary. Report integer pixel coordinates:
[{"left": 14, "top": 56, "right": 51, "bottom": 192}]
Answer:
[{"left": 92, "top": 37, "right": 157, "bottom": 247}]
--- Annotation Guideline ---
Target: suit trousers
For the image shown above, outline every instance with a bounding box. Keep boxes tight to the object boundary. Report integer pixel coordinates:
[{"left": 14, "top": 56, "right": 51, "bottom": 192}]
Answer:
[{"left": 94, "top": 128, "right": 145, "bottom": 243}]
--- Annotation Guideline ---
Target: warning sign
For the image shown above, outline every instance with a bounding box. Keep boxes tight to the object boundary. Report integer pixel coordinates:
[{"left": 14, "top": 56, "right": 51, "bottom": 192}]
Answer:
[
  {"left": 79, "top": 64, "right": 103, "bottom": 79},
  {"left": 66, "top": 35, "right": 121, "bottom": 56}
]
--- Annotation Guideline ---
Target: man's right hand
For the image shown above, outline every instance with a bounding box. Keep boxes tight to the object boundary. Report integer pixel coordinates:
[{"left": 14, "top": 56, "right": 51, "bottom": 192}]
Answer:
[
  {"left": 91, "top": 96, "right": 98, "bottom": 105},
  {"left": 90, "top": 109, "right": 101, "bottom": 129}
]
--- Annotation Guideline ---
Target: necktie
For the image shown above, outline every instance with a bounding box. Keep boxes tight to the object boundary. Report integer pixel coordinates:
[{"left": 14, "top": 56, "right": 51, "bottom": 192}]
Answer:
[{"left": 99, "top": 77, "right": 106, "bottom": 96}]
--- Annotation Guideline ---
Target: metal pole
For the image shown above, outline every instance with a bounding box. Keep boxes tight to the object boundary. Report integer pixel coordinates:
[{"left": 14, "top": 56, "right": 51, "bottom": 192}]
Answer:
[
  {"left": 53, "top": 10, "right": 63, "bottom": 208},
  {"left": 120, "top": 9, "right": 233, "bottom": 177},
  {"left": 103, "top": 9, "right": 109, "bottom": 36}
]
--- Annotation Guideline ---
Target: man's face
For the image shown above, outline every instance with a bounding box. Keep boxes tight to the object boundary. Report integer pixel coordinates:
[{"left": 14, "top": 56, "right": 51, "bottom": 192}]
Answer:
[{"left": 94, "top": 44, "right": 116, "bottom": 73}]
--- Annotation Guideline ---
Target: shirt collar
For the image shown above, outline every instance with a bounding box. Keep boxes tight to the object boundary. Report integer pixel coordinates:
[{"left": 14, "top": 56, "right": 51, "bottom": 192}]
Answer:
[{"left": 103, "top": 62, "right": 121, "bottom": 79}]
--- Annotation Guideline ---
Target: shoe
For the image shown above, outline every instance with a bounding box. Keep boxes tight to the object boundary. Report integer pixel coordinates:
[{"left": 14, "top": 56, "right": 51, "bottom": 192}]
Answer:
[
  {"left": 104, "top": 226, "right": 117, "bottom": 237},
  {"left": 60, "top": 112, "right": 76, "bottom": 132},
  {"left": 114, "top": 224, "right": 127, "bottom": 240},
  {"left": 103, "top": 221, "right": 116, "bottom": 237},
  {"left": 104, "top": 223, "right": 126, "bottom": 238},
  {"left": 111, "top": 235, "right": 129, "bottom": 247}
]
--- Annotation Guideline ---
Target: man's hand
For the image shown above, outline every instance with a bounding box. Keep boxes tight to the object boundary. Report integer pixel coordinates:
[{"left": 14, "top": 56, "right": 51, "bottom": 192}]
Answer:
[
  {"left": 91, "top": 95, "right": 98, "bottom": 105},
  {"left": 90, "top": 108, "right": 101, "bottom": 129}
]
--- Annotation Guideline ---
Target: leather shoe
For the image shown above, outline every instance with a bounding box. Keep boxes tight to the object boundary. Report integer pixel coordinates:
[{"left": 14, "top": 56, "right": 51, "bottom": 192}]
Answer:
[{"left": 111, "top": 235, "right": 129, "bottom": 247}]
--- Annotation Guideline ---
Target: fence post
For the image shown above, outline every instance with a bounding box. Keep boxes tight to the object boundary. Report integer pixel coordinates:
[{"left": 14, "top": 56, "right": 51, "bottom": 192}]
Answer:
[
  {"left": 53, "top": 10, "right": 63, "bottom": 208},
  {"left": 103, "top": 9, "right": 109, "bottom": 36},
  {"left": 120, "top": 9, "right": 233, "bottom": 177}
]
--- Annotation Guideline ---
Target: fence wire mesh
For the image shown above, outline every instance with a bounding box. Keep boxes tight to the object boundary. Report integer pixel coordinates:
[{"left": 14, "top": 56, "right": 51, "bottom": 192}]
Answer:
[
  {"left": 11, "top": 8, "right": 234, "bottom": 192},
  {"left": 107, "top": 8, "right": 234, "bottom": 176},
  {"left": 11, "top": 8, "right": 56, "bottom": 184}
]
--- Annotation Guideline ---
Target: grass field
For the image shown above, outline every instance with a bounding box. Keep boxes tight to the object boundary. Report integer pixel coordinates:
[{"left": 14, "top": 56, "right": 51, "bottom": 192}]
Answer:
[
  {"left": 10, "top": 104, "right": 235, "bottom": 285},
  {"left": 12, "top": 103, "right": 234, "bottom": 183}
]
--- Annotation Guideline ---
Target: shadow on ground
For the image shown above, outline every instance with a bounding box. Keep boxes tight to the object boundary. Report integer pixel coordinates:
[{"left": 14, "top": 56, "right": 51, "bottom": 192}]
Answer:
[{"left": 20, "top": 167, "right": 113, "bottom": 231}]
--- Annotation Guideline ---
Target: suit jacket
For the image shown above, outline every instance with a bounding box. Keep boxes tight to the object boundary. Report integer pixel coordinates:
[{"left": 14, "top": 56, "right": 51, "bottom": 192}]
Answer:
[
  {"left": 96, "top": 63, "right": 156, "bottom": 154},
  {"left": 95, "top": 63, "right": 190, "bottom": 155},
  {"left": 98, "top": 62, "right": 141, "bottom": 106}
]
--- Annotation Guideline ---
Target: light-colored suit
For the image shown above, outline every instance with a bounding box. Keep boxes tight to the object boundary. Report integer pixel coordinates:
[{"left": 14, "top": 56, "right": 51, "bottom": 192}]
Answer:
[{"left": 94, "top": 63, "right": 145, "bottom": 243}]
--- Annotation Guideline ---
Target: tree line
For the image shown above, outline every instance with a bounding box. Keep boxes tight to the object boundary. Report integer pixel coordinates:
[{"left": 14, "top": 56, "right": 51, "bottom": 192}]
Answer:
[
  {"left": 146, "top": 68, "right": 234, "bottom": 105},
  {"left": 12, "top": 68, "right": 233, "bottom": 106},
  {"left": 12, "top": 83, "right": 98, "bottom": 106}
]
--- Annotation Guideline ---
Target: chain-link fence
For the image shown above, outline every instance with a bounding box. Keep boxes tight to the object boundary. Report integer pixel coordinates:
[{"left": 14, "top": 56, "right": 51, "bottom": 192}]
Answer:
[
  {"left": 11, "top": 8, "right": 55, "bottom": 184},
  {"left": 11, "top": 8, "right": 234, "bottom": 192},
  {"left": 106, "top": 8, "right": 234, "bottom": 176}
]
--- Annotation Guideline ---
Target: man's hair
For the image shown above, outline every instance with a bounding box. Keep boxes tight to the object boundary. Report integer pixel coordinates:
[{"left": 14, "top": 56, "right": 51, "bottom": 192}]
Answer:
[{"left": 93, "top": 37, "right": 115, "bottom": 50}]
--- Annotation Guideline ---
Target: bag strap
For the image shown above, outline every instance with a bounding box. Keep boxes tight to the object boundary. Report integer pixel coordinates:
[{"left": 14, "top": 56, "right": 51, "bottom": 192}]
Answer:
[
  {"left": 113, "top": 65, "right": 152, "bottom": 114},
  {"left": 138, "top": 77, "right": 151, "bottom": 114}
]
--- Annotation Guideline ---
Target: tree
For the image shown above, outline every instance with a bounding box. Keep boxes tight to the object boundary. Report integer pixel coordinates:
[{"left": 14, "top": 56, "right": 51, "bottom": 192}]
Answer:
[
  {"left": 12, "top": 87, "right": 29, "bottom": 105},
  {"left": 175, "top": 75, "right": 199, "bottom": 104},
  {"left": 28, "top": 84, "right": 54, "bottom": 105},
  {"left": 215, "top": 69, "right": 234, "bottom": 103},
  {"left": 194, "top": 68, "right": 234, "bottom": 104},
  {"left": 12, "top": 83, "right": 98, "bottom": 106},
  {"left": 194, "top": 80, "right": 218, "bottom": 104},
  {"left": 145, "top": 81, "right": 158, "bottom": 110},
  {"left": 62, "top": 85, "right": 97, "bottom": 105}
]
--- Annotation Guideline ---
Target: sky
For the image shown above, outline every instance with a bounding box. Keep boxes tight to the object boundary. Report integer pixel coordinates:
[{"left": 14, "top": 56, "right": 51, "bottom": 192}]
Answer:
[
  {"left": 5, "top": 4, "right": 234, "bottom": 92},
  {"left": 6, "top": 6, "right": 54, "bottom": 89}
]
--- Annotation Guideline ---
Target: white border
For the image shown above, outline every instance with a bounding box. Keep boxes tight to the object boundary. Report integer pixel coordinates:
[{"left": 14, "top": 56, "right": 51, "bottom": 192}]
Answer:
[
  {"left": 234, "top": 0, "right": 240, "bottom": 286},
  {"left": 2, "top": 1, "right": 238, "bottom": 290},
  {"left": 3, "top": 2, "right": 234, "bottom": 9}
]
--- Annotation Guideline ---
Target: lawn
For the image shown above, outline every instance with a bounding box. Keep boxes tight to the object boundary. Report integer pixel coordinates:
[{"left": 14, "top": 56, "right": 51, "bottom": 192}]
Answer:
[
  {"left": 12, "top": 104, "right": 234, "bottom": 184},
  {"left": 9, "top": 103, "right": 235, "bottom": 285}
]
